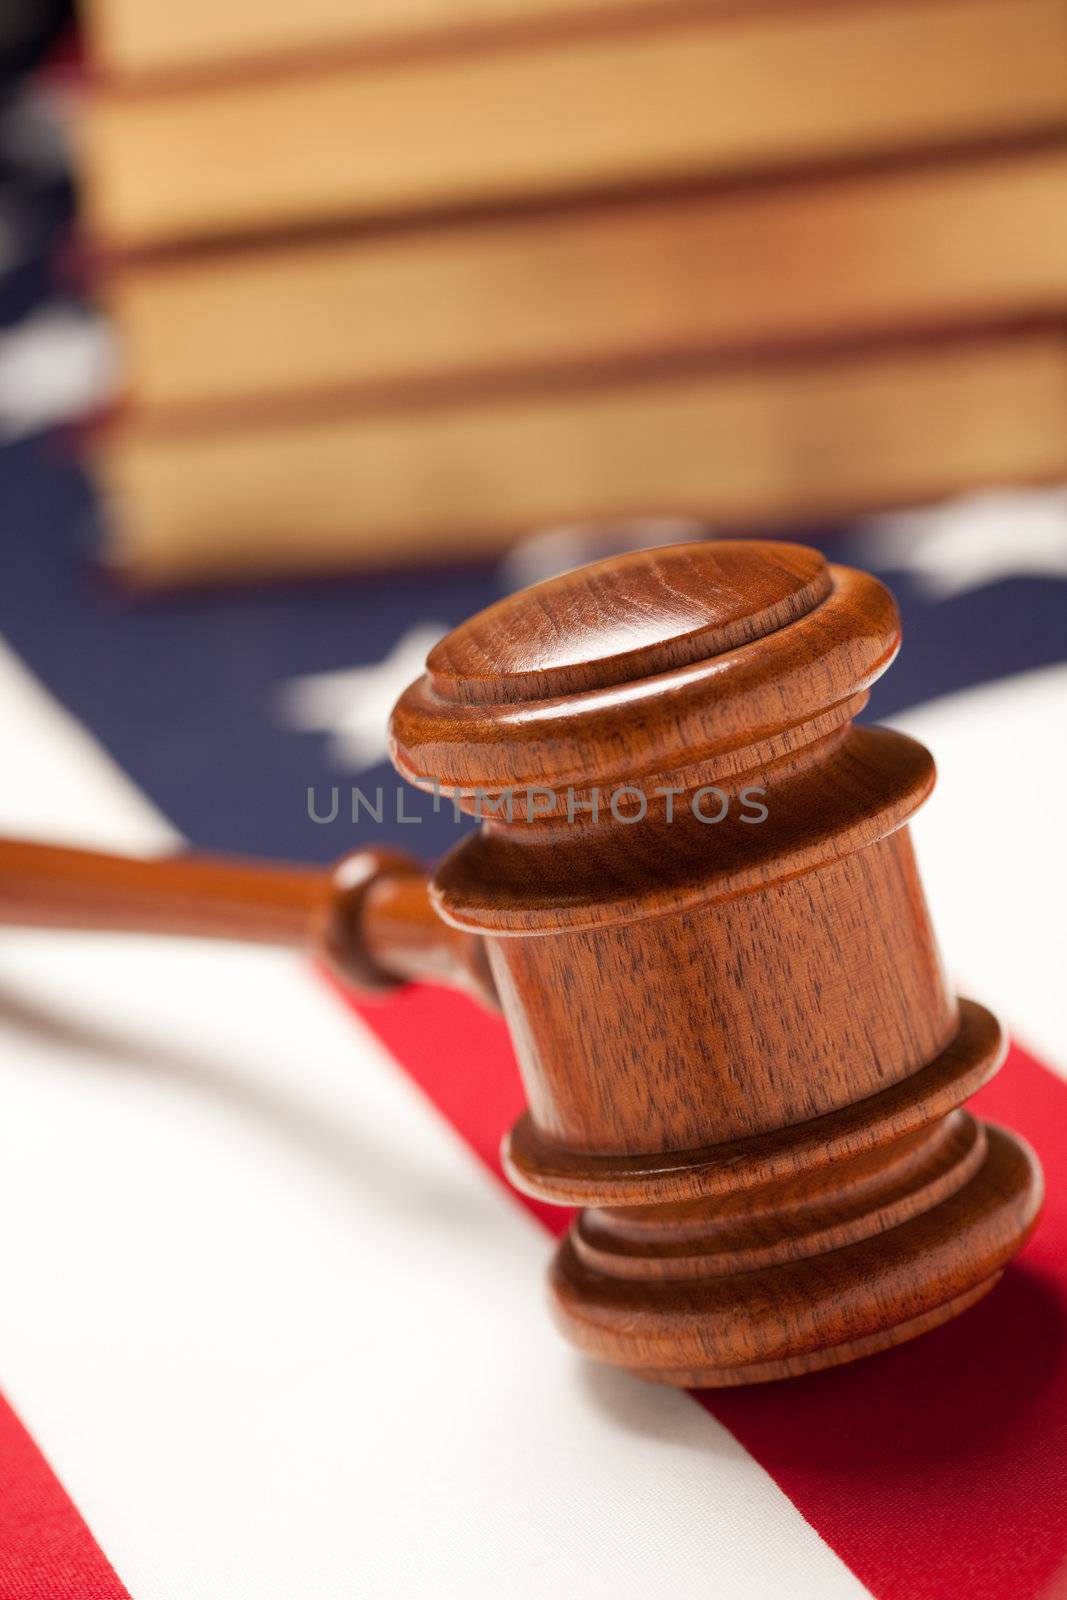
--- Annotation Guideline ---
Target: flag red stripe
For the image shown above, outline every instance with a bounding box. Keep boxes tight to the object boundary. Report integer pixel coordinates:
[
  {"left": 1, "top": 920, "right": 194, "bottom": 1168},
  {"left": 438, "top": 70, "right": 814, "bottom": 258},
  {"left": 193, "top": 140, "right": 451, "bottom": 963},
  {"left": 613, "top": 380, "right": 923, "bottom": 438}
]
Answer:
[
  {"left": 0, "top": 1393, "right": 130, "bottom": 1600},
  {"left": 349, "top": 979, "right": 1067, "bottom": 1600}
]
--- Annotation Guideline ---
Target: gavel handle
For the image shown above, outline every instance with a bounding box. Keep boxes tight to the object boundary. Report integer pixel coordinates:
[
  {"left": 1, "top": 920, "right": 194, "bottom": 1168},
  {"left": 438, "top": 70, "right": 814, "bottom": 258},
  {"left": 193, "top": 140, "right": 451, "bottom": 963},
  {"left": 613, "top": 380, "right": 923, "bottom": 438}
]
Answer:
[{"left": 0, "top": 838, "right": 496, "bottom": 1007}]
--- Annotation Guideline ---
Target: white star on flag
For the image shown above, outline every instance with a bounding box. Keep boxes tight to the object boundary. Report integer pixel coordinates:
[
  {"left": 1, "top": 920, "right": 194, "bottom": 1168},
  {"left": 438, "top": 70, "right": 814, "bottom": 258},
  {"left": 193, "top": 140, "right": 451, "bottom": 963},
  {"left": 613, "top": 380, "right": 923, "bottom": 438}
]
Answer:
[
  {"left": 858, "top": 487, "right": 1067, "bottom": 598},
  {"left": 276, "top": 623, "right": 447, "bottom": 770}
]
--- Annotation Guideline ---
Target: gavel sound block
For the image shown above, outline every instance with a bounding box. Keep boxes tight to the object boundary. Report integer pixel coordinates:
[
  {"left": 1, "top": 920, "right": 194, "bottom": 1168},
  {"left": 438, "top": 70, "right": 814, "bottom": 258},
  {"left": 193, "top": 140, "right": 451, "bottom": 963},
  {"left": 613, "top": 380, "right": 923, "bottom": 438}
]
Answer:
[{"left": 0, "top": 541, "right": 1042, "bottom": 1386}]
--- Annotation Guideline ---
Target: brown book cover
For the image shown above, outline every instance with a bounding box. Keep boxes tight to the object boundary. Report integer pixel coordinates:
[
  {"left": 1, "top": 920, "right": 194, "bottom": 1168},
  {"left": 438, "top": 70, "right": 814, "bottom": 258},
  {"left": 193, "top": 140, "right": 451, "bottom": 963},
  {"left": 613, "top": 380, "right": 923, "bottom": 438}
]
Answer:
[
  {"left": 103, "top": 143, "right": 1067, "bottom": 419},
  {"left": 98, "top": 326, "right": 1067, "bottom": 584},
  {"left": 80, "top": 0, "right": 1067, "bottom": 252},
  {"left": 84, "top": 0, "right": 759, "bottom": 79}
]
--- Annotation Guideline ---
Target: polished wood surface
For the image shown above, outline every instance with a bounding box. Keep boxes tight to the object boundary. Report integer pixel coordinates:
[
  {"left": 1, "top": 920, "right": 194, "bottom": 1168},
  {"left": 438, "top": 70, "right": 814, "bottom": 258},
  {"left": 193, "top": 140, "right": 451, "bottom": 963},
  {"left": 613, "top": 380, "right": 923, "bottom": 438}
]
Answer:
[
  {"left": 392, "top": 538, "right": 1043, "bottom": 1384},
  {"left": 0, "top": 537, "right": 1043, "bottom": 1386},
  {"left": 0, "top": 838, "right": 494, "bottom": 1005}
]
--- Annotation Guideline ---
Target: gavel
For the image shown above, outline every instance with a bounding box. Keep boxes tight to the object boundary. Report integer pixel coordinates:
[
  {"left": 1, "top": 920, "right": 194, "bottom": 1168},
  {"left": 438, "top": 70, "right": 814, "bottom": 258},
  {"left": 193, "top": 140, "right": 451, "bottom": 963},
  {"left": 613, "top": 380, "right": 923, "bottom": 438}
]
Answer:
[{"left": 0, "top": 540, "right": 1042, "bottom": 1386}]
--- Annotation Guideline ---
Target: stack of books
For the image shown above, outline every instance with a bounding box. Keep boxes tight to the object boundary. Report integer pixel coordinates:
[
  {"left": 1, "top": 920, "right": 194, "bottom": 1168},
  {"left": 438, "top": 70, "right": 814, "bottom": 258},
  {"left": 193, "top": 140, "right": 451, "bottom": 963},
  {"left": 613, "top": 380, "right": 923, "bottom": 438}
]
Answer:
[{"left": 80, "top": 0, "right": 1067, "bottom": 584}]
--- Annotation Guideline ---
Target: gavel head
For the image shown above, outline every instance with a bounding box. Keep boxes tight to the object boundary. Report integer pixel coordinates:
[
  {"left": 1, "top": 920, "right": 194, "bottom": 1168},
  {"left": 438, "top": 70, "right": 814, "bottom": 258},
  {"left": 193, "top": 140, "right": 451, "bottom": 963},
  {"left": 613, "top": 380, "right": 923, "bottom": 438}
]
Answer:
[{"left": 390, "top": 540, "right": 1042, "bottom": 1385}]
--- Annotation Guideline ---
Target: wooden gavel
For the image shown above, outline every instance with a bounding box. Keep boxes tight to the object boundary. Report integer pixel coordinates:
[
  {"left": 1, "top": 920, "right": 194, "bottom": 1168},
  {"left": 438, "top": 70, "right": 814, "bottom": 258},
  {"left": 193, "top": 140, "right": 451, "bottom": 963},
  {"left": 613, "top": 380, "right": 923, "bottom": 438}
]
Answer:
[{"left": 0, "top": 540, "right": 1042, "bottom": 1386}]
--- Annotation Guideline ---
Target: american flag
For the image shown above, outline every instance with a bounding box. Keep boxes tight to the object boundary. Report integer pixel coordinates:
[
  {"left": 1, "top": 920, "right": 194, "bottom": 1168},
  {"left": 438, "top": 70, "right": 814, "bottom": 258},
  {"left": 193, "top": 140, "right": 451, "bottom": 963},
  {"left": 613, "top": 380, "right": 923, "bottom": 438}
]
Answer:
[{"left": 2, "top": 31, "right": 1067, "bottom": 1600}]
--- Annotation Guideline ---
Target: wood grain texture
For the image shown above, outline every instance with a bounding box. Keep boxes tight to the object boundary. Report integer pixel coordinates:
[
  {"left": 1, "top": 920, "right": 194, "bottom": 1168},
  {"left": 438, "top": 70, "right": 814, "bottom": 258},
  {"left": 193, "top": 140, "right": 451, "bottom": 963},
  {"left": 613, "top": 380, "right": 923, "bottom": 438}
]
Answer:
[
  {"left": 0, "top": 839, "right": 495, "bottom": 1004},
  {"left": 551, "top": 1125, "right": 1037, "bottom": 1384},
  {"left": 391, "top": 538, "right": 1043, "bottom": 1383}
]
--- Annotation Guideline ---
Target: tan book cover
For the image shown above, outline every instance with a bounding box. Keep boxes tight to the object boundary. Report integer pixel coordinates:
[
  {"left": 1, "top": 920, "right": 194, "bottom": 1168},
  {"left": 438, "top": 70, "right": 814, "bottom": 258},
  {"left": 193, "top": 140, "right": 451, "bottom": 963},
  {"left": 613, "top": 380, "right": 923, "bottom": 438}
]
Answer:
[
  {"left": 106, "top": 144, "right": 1067, "bottom": 418},
  {"left": 80, "top": 0, "right": 1067, "bottom": 251},
  {"left": 84, "top": 0, "right": 747, "bottom": 79},
  {"left": 99, "top": 328, "right": 1067, "bottom": 585}
]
